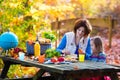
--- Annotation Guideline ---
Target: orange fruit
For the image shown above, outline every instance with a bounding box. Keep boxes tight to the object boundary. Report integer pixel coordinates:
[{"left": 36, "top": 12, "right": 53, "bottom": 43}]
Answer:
[
  {"left": 28, "top": 40, "right": 33, "bottom": 45},
  {"left": 78, "top": 49, "right": 84, "bottom": 54},
  {"left": 38, "top": 54, "right": 45, "bottom": 63}
]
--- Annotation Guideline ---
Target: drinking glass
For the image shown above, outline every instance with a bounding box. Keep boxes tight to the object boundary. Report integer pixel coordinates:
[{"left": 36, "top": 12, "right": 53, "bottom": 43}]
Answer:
[{"left": 18, "top": 52, "right": 25, "bottom": 60}]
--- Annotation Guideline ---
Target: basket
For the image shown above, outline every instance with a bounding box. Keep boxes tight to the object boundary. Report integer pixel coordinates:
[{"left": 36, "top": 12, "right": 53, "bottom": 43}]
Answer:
[{"left": 26, "top": 41, "right": 51, "bottom": 55}]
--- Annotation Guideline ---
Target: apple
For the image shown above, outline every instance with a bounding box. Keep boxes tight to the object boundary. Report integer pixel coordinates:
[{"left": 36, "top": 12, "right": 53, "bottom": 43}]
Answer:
[
  {"left": 57, "top": 57, "right": 64, "bottom": 62},
  {"left": 51, "top": 57, "right": 58, "bottom": 63}
]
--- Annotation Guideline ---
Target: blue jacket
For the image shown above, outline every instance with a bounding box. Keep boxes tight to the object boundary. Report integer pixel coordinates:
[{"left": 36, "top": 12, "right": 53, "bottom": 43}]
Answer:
[{"left": 89, "top": 52, "right": 106, "bottom": 63}]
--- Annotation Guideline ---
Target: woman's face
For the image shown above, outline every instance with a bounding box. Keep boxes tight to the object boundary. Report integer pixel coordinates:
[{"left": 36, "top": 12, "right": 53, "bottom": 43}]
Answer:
[{"left": 76, "top": 27, "right": 85, "bottom": 38}]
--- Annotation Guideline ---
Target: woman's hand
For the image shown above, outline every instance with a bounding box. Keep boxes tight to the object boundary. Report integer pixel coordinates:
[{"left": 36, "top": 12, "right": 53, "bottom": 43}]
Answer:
[{"left": 62, "top": 49, "right": 70, "bottom": 55}]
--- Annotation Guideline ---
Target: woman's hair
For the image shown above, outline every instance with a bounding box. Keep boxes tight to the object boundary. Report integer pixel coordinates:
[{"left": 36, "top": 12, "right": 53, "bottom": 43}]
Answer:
[
  {"left": 74, "top": 19, "right": 92, "bottom": 36},
  {"left": 91, "top": 36, "right": 103, "bottom": 53}
]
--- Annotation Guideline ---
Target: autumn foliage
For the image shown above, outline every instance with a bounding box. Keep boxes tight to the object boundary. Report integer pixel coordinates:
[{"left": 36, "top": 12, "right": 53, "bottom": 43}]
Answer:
[{"left": 100, "top": 27, "right": 120, "bottom": 65}]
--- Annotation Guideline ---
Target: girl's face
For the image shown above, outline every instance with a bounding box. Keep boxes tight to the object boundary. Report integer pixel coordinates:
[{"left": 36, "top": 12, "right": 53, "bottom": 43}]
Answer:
[
  {"left": 76, "top": 27, "right": 85, "bottom": 38},
  {"left": 90, "top": 40, "right": 96, "bottom": 53}
]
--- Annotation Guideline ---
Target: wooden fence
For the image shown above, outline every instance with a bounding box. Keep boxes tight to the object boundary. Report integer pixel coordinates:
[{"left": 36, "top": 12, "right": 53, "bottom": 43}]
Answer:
[{"left": 51, "top": 17, "right": 117, "bottom": 48}]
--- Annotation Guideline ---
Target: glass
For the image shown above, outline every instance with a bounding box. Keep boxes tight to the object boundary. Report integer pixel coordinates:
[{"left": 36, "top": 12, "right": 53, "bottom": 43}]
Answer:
[
  {"left": 79, "top": 54, "right": 85, "bottom": 62},
  {"left": 18, "top": 52, "right": 25, "bottom": 60}
]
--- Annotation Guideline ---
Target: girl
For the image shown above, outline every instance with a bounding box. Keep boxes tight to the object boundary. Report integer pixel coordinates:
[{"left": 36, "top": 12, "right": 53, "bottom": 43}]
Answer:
[
  {"left": 79, "top": 36, "right": 111, "bottom": 80},
  {"left": 90, "top": 36, "right": 106, "bottom": 62}
]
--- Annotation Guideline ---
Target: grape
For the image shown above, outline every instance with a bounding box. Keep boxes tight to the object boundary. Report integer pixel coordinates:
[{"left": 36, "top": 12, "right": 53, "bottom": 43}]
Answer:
[{"left": 13, "top": 47, "right": 24, "bottom": 54}]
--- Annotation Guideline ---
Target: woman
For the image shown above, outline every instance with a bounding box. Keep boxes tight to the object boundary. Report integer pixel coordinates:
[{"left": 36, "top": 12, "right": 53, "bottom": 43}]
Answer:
[{"left": 56, "top": 19, "right": 92, "bottom": 60}]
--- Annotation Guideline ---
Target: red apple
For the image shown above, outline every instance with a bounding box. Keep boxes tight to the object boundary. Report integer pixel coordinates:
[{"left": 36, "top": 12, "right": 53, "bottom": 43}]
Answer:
[
  {"left": 57, "top": 57, "right": 64, "bottom": 62},
  {"left": 51, "top": 57, "right": 58, "bottom": 63}
]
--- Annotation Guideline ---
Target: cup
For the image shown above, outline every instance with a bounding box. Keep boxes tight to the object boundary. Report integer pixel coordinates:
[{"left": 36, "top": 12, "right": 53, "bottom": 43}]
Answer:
[
  {"left": 79, "top": 54, "right": 85, "bottom": 62},
  {"left": 18, "top": 52, "right": 25, "bottom": 60}
]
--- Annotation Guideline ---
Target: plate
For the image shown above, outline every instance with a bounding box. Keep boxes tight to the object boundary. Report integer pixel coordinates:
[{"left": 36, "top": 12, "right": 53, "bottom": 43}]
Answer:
[{"left": 44, "top": 60, "right": 71, "bottom": 64}]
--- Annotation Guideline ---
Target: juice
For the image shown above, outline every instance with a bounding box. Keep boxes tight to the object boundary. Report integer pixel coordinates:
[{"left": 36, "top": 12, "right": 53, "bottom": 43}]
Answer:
[
  {"left": 79, "top": 54, "right": 85, "bottom": 62},
  {"left": 34, "top": 41, "right": 40, "bottom": 57},
  {"left": 78, "top": 49, "right": 85, "bottom": 62}
]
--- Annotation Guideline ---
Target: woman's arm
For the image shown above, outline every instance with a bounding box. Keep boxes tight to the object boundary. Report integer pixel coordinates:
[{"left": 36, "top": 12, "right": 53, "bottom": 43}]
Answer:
[
  {"left": 56, "top": 34, "right": 66, "bottom": 53},
  {"left": 85, "top": 38, "right": 92, "bottom": 60}
]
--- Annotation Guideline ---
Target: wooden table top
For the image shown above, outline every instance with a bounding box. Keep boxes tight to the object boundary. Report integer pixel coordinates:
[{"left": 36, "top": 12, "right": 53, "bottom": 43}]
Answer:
[{"left": 0, "top": 55, "right": 120, "bottom": 75}]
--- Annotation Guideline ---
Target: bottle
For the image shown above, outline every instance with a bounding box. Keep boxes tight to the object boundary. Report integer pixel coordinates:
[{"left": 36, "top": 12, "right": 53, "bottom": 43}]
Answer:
[{"left": 34, "top": 35, "right": 40, "bottom": 57}]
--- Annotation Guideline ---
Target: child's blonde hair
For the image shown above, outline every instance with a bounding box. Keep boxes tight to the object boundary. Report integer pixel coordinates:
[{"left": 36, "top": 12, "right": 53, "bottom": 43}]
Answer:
[{"left": 91, "top": 36, "right": 103, "bottom": 53}]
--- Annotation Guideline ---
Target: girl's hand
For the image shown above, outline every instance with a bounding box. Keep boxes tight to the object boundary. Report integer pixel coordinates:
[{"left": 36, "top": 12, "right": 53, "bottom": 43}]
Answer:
[{"left": 62, "top": 49, "right": 70, "bottom": 55}]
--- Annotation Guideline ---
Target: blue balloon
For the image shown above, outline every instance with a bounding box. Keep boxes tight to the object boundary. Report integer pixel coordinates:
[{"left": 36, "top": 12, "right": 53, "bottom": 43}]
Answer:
[{"left": 0, "top": 31, "right": 18, "bottom": 50}]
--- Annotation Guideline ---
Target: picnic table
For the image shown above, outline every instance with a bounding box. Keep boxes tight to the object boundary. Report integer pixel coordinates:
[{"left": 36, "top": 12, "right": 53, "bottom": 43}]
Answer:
[{"left": 0, "top": 55, "right": 120, "bottom": 80}]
